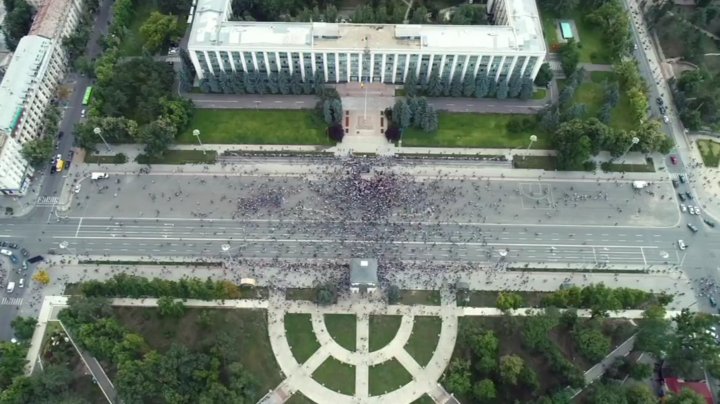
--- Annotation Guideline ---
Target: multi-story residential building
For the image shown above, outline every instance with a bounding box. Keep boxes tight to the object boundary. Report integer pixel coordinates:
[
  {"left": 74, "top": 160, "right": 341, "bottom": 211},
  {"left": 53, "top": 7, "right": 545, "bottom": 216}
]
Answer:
[
  {"left": 187, "top": 0, "right": 546, "bottom": 84},
  {"left": 0, "top": 0, "right": 84, "bottom": 195}
]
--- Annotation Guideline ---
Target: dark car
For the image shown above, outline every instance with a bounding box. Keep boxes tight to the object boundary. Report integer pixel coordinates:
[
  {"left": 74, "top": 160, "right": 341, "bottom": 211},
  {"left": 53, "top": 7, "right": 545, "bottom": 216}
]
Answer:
[
  {"left": 58, "top": 131, "right": 64, "bottom": 138},
  {"left": 50, "top": 165, "right": 57, "bottom": 174},
  {"left": 27, "top": 255, "right": 44, "bottom": 264},
  {"left": 685, "top": 192, "right": 693, "bottom": 200},
  {"left": 711, "top": 297, "right": 718, "bottom": 307},
  {"left": 679, "top": 174, "right": 686, "bottom": 183},
  {"left": 8, "top": 243, "right": 17, "bottom": 249},
  {"left": 704, "top": 218, "right": 716, "bottom": 228},
  {"left": 678, "top": 193, "right": 686, "bottom": 202},
  {"left": 672, "top": 179, "right": 679, "bottom": 188},
  {"left": 9, "top": 255, "right": 17, "bottom": 264},
  {"left": 0, "top": 241, "right": 5, "bottom": 247},
  {"left": 20, "top": 248, "right": 28, "bottom": 257}
]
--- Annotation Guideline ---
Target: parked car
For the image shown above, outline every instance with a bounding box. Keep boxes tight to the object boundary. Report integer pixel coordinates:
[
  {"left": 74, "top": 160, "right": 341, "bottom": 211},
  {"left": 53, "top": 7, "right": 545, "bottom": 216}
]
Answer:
[
  {"left": 670, "top": 156, "right": 678, "bottom": 165},
  {"left": 20, "top": 248, "right": 28, "bottom": 257},
  {"left": 685, "top": 192, "right": 693, "bottom": 200},
  {"left": 679, "top": 174, "right": 686, "bottom": 183},
  {"left": 704, "top": 218, "right": 716, "bottom": 228},
  {"left": 678, "top": 239, "right": 686, "bottom": 250},
  {"left": 8, "top": 243, "right": 17, "bottom": 249},
  {"left": 672, "top": 179, "right": 679, "bottom": 188},
  {"left": 688, "top": 223, "right": 699, "bottom": 233},
  {"left": 689, "top": 206, "right": 695, "bottom": 215},
  {"left": 680, "top": 204, "right": 687, "bottom": 212},
  {"left": 678, "top": 193, "right": 686, "bottom": 202}
]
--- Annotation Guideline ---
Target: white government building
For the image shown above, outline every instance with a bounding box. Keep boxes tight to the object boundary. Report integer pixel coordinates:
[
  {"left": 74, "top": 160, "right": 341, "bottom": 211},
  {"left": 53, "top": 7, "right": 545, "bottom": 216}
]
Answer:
[
  {"left": 0, "top": 0, "right": 83, "bottom": 195},
  {"left": 187, "top": 0, "right": 546, "bottom": 84}
]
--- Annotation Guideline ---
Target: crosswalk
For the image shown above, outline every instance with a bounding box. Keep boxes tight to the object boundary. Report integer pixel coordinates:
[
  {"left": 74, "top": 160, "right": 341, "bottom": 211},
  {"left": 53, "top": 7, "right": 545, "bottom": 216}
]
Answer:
[
  {"left": 36, "top": 196, "right": 59, "bottom": 206},
  {"left": 0, "top": 297, "right": 22, "bottom": 306}
]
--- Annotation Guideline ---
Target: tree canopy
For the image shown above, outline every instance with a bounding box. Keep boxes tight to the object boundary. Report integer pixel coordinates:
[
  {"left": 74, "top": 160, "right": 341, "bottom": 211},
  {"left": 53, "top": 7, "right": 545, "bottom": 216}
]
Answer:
[
  {"left": 2, "top": 0, "right": 35, "bottom": 51},
  {"left": 139, "top": 11, "right": 181, "bottom": 54}
]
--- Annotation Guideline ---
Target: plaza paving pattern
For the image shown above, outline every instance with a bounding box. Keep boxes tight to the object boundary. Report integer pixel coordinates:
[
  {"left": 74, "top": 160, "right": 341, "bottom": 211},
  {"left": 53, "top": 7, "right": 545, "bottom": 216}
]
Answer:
[{"left": 263, "top": 287, "right": 459, "bottom": 403}]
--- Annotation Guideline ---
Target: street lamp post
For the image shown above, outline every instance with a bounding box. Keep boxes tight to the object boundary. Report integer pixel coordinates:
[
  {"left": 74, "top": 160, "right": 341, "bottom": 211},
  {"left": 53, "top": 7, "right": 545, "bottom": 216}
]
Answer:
[
  {"left": 192, "top": 129, "right": 205, "bottom": 154},
  {"left": 620, "top": 136, "right": 640, "bottom": 163},
  {"left": 220, "top": 243, "right": 232, "bottom": 260},
  {"left": 523, "top": 135, "right": 538, "bottom": 160},
  {"left": 94, "top": 127, "right": 111, "bottom": 152}
]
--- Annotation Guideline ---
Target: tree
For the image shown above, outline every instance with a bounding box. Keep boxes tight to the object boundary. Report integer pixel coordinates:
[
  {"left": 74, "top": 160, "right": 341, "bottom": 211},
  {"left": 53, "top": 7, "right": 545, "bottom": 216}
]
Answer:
[
  {"left": 587, "top": 381, "right": 629, "bottom": 404},
  {"left": 157, "top": 0, "right": 191, "bottom": 15},
  {"left": 450, "top": 73, "right": 463, "bottom": 97},
  {"left": 393, "top": 99, "right": 412, "bottom": 128},
  {"left": 159, "top": 97, "right": 194, "bottom": 134},
  {"left": 499, "top": 354, "right": 524, "bottom": 385},
  {"left": 552, "top": 119, "right": 593, "bottom": 169},
  {"left": 420, "top": 105, "right": 439, "bottom": 132},
  {"left": 157, "top": 296, "right": 185, "bottom": 318},
  {"left": 21, "top": 137, "right": 54, "bottom": 168},
  {"left": 410, "top": 6, "right": 427, "bottom": 24},
  {"left": 316, "top": 284, "right": 336, "bottom": 305},
  {"left": 0, "top": 340, "right": 28, "bottom": 390},
  {"left": 2, "top": 0, "right": 35, "bottom": 51},
  {"left": 385, "top": 126, "right": 401, "bottom": 142},
  {"left": 327, "top": 124, "right": 344, "bottom": 142},
  {"left": 32, "top": 270, "right": 50, "bottom": 286},
  {"left": 538, "top": 0, "right": 579, "bottom": 16},
  {"left": 426, "top": 71, "right": 442, "bottom": 97},
  {"left": 496, "top": 292, "right": 523, "bottom": 311},
  {"left": 628, "top": 362, "right": 652, "bottom": 380},
  {"left": 625, "top": 384, "right": 658, "bottom": 404},
  {"left": 443, "top": 359, "right": 471, "bottom": 395},
  {"left": 665, "top": 388, "right": 707, "bottom": 404},
  {"left": 139, "top": 11, "right": 180, "bottom": 54},
  {"left": 559, "top": 40, "right": 580, "bottom": 77},
  {"left": 404, "top": 71, "right": 418, "bottom": 96},
  {"left": 137, "top": 118, "right": 177, "bottom": 157},
  {"left": 472, "top": 379, "right": 496, "bottom": 403},
  {"left": 509, "top": 75, "right": 523, "bottom": 98},
  {"left": 520, "top": 78, "right": 534, "bottom": 100},
  {"left": 534, "top": 63, "right": 554, "bottom": 87},
  {"left": 496, "top": 79, "right": 509, "bottom": 99},
  {"left": 386, "top": 285, "right": 400, "bottom": 304},
  {"left": 627, "top": 87, "right": 649, "bottom": 123},
  {"left": 475, "top": 73, "right": 489, "bottom": 98},
  {"left": 572, "top": 321, "right": 611, "bottom": 362},
  {"left": 585, "top": 0, "right": 631, "bottom": 60},
  {"left": 440, "top": 75, "right": 451, "bottom": 96},
  {"left": 11, "top": 317, "right": 37, "bottom": 341}
]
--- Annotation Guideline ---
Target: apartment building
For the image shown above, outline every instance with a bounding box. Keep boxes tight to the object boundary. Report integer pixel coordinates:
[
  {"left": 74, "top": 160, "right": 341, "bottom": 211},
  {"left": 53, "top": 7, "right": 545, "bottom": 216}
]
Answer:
[
  {"left": 0, "top": 0, "right": 83, "bottom": 195},
  {"left": 187, "top": 0, "right": 546, "bottom": 84}
]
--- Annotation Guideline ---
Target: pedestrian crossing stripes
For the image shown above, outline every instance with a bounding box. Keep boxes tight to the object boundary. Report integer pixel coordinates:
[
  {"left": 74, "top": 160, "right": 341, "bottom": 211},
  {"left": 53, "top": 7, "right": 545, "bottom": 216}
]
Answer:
[
  {"left": 0, "top": 297, "right": 22, "bottom": 306},
  {"left": 36, "top": 196, "right": 59, "bottom": 206}
]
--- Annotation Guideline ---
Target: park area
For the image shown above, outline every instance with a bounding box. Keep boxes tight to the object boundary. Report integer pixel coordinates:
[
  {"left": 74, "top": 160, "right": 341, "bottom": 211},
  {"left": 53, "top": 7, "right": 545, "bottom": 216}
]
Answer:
[
  {"left": 402, "top": 113, "right": 550, "bottom": 149},
  {"left": 540, "top": 10, "right": 610, "bottom": 64},
  {"left": 559, "top": 71, "right": 636, "bottom": 131},
  {"left": 178, "top": 109, "right": 332, "bottom": 145},
  {"left": 118, "top": 0, "right": 187, "bottom": 56}
]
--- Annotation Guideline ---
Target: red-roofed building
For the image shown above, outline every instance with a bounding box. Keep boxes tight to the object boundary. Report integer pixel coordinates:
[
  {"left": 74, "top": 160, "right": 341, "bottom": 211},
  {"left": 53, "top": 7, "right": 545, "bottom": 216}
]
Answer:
[{"left": 665, "top": 377, "right": 714, "bottom": 404}]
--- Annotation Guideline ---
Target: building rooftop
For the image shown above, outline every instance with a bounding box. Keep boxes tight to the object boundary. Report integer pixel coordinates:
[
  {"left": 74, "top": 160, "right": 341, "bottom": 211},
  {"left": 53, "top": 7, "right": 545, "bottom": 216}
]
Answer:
[
  {"left": 30, "top": 0, "right": 74, "bottom": 39},
  {"left": 0, "top": 36, "right": 52, "bottom": 136},
  {"left": 189, "top": 0, "right": 545, "bottom": 54},
  {"left": 350, "top": 259, "right": 378, "bottom": 285}
]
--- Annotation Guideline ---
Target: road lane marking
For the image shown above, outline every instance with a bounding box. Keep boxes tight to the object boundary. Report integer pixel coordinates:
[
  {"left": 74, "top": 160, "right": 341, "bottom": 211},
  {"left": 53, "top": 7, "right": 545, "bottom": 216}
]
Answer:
[{"left": 75, "top": 217, "right": 83, "bottom": 237}]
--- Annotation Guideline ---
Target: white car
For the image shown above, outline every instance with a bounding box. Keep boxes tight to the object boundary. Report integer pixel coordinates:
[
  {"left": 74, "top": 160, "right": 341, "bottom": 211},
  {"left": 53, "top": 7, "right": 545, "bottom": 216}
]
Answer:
[
  {"left": 73, "top": 184, "right": 81, "bottom": 194},
  {"left": 80, "top": 109, "right": 86, "bottom": 118},
  {"left": 19, "top": 278, "right": 24, "bottom": 288},
  {"left": 689, "top": 206, "right": 695, "bottom": 215},
  {"left": 678, "top": 240, "right": 686, "bottom": 250},
  {"left": 680, "top": 204, "right": 687, "bottom": 213},
  {"left": 693, "top": 206, "right": 700, "bottom": 215},
  {"left": 663, "top": 115, "right": 670, "bottom": 123}
]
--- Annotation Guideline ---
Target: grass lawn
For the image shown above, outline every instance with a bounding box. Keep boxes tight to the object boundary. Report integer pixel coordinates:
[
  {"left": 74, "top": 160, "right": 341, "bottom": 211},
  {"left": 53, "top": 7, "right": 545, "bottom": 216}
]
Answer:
[
  {"left": 285, "top": 313, "right": 321, "bottom": 364},
  {"left": 324, "top": 314, "right": 357, "bottom": 352},
  {"left": 532, "top": 88, "right": 547, "bottom": 100},
  {"left": 601, "top": 158, "right": 655, "bottom": 173},
  {"left": 412, "top": 395, "right": 436, "bottom": 404},
  {"left": 311, "top": 357, "right": 356, "bottom": 395},
  {"left": 513, "top": 155, "right": 557, "bottom": 170},
  {"left": 369, "top": 315, "right": 403, "bottom": 352},
  {"left": 540, "top": 9, "right": 610, "bottom": 63},
  {"left": 178, "top": 109, "right": 330, "bottom": 145},
  {"left": 135, "top": 150, "right": 217, "bottom": 164},
  {"left": 368, "top": 358, "right": 413, "bottom": 396},
  {"left": 404, "top": 316, "right": 442, "bottom": 367},
  {"left": 84, "top": 153, "right": 127, "bottom": 164},
  {"left": 286, "top": 288, "right": 316, "bottom": 301},
  {"left": 285, "top": 393, "right": 316, "bottom": 404},
  {"left": 561, "top": 72, "right": 637, "bottom": 131},
  {"left": 399, "top": 290, "right": 441, "bottom": 305},
  {"left": 113, "top": 307, "right": 284, "bottom": 392},
  {"left": 402, "top": 113, "right": 550, "bottom": 149},
  {"left": 698, "top": 139, "right": 720, "bottom": 167}
]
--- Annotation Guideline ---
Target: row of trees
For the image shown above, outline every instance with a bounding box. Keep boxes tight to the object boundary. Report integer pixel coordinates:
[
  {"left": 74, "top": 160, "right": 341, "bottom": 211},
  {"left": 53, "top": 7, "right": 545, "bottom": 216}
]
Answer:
[
  {"left": 2, "top": 0, "right": 34, "bottom": 51},
  {"left": 55, "top": 296, "right": 259, "bottom": 403},
  {"left": 199, "top": 69, "right": 326, "bottom": 96},
  {"left": 78, "top": 273, "right": 249, "bottom": 299},
  {"left": 390, "top": 97, "right": 439, "bottom": 133},
  {"left": 21, "top": 104, "right": 62, "bottom": 168},
  {"left": 404, "top": 70, "right": 535, "bottom": 100},
  {"left": 539, "top": 283, "right": 661, "bottom": 313}
]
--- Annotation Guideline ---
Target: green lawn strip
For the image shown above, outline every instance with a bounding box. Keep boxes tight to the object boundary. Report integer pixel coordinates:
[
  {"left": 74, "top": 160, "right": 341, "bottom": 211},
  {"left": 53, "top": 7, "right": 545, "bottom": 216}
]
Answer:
[
  {"left": 135, "top": 150, "right": 217, "bottom": 164},
  {"left": 311, "top": 356, "right": 356, "bottom": 395},
  {"left": 402, "top": 113, "right": 550, "bottom": 149},
  {"left": 698, "top": 139, "right": 720, "bottom": 167},
  {"left": 368, "top": 358, "right": 414, "bottom": 396},
  {"left": 412, "top": 394, "right": 436, "bottom": 404},
  {"left": 285, "top": 313, "right": 321, "bottom": 364},
  {"left": 113, "top": 307, "right": 284, "bottom": 392},
  {"left": 512, "top": 155, "right": 558, "bottom": 170},
  {"left": 369, "top": 315, "right": 403, "bottom": 352},
  {"left": 285, "top": 392, "right": 316, "bottom": 404},
  {"left": 178, "top": 109, "right": 330, "bottom": 145},
  {"left": 286, "top": 288, "right": 316, "bottom": 301},
  {"left": 399, "top": 290, "right": 441, "bottom": 305},
  {"left": 532, "top": 88, "right": 547, "bottom": 99},
  {"left": 84, "top": 153, "right": 127, "bottom": 164},
  {"left": 600, "top": 158, "right": 655, "bottom": 173},
  {"left": 464, "top": 291, "right": 551, "bottom": 307},
  {"left": 404, "top": 316, "right": 442, "bottom": 367},
  {"left": 324, "top": 314, "right": 357, "bottom": 352}
]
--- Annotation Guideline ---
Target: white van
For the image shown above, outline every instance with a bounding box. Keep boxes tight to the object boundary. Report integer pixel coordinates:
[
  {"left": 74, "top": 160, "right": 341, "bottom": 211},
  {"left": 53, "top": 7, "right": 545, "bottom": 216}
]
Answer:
[
  {"left": 6, "top": 282, "right": 15, "bottom": 293},
  {"left": 91, "top": 172, "right": 109, "bottom": 180},
  {"left": 0, "top": 249, "right": 12, "bottom": 256}
]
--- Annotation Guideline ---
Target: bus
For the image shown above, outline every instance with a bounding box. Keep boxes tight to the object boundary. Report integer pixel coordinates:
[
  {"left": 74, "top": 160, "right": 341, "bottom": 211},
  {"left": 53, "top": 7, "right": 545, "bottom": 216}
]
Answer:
[{"left": 82, "top": 86, "right": 93, "bottom": 105}]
